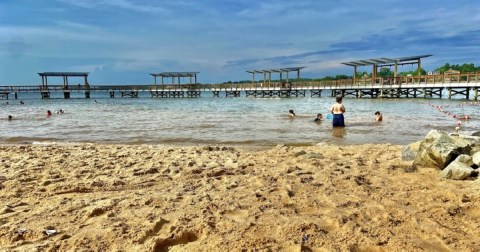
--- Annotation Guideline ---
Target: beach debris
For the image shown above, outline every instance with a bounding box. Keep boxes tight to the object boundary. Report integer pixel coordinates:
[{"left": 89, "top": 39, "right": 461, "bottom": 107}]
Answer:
[
  {"left": 305, "top": 152, "right": 323, "bottom": 159},
  {"left": 16, "top": 228, "right": 27, "bottom": 235},
  {"left": 293, "top": 150, "right": 307, "bottom": 157},
  {"left": 43, "top": 229, "right": 58, "bottom": 236},
  {"left": 301, "top": 233, "right": 310, "bottom": 245}
]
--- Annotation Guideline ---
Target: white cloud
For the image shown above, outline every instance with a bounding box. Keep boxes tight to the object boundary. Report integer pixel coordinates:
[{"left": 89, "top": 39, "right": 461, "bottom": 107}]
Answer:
[{"left": 57, "top": 0, "right": 169, "bottom": 14}]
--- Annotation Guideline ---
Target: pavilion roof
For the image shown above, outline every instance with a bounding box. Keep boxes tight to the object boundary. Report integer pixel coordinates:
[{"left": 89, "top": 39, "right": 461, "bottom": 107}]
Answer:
[
  {"left": 150, "top": 72, "right": 199, "bottom": 77},
  {"left": 38, "top": 72, "right": 89, "bottom": 77},
  {"left": 246, "top": 67, "right": 305, "bottom": 74},
  {"left": 342, "top": 54, "right": 432, "bottom": 67}
]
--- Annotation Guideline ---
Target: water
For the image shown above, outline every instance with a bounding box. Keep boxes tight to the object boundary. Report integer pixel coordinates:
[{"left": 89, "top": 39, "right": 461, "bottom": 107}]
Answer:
[{"left": 1, "top": 91, "right": 479, "bottom": 147}]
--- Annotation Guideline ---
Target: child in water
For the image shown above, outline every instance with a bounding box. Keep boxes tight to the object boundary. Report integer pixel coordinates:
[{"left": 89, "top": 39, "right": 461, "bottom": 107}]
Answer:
[
  {"left": 289, "top": 110, "right": 296, "bottom": 118},
  {"left": 375, "top": 111, "right": 383, "bottom": 121},
  {"left": 314, "top": 113, "right": 323, "bottom": 122}
]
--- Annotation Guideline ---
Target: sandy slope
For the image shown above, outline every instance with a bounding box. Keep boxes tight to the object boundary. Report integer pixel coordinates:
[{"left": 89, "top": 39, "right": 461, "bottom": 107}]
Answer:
[{"left": 0, "top": 143, "right": 479, "bottom": 251}]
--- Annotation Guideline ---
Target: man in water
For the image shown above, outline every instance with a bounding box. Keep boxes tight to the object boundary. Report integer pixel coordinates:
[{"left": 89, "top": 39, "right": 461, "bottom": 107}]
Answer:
[
  {"left": 7, "top": 115, "right": 12, "bottom": 121},
  {"left": 330, "top": 96, "right": 345, "bottom": 127}
]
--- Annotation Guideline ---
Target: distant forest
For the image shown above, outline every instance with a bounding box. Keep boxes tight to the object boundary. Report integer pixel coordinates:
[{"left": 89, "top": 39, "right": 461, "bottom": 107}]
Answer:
[{"left": 223, "top": 63, "right": 480, "bottom": 84}]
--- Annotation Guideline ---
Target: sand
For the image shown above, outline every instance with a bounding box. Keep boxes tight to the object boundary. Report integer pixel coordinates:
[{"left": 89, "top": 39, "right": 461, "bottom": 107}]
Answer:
[{"left": 0, "top": 143, "right": 479, "bottom": 251}]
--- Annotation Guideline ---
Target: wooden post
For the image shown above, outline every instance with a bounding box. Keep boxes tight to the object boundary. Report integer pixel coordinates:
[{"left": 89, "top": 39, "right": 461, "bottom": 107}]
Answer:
[
  {"left": 286, "top": 71, "right": 289, "bottom": 83},
  {"left": 353, "top": 66, "right": 357, "bottom": 85},
  {"left": 417, "top": 59, "right": 421, "bottom": 76},
  {"left": 162, "top": 77, "right": 164, "bottom": 89},
  {"left": 84, "top": 75, "right": 90, "bottom": 99},
  {"left": 268, "top": 72, "right": 271, "bottom": 87}
]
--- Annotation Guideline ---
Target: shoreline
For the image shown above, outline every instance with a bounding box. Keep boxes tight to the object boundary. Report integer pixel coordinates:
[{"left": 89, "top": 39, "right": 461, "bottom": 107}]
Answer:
[{"left": 1, "top": 143, "right": 479, "bottom": 251}]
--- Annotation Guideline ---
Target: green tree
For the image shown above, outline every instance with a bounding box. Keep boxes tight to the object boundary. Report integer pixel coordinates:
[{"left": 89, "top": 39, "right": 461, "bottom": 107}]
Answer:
[{"left": 377, "top": 67, "right": 394, "bottom": 78}]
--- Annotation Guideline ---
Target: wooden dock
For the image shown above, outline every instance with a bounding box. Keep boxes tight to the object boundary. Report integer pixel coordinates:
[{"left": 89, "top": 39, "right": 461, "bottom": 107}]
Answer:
[{"left": 1, "top": 72, "right": 479, "bottom": 100}]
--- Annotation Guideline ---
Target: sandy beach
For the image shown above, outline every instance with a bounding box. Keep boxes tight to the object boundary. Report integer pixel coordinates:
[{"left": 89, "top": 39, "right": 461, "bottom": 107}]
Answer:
[{"left": 1, "top": 143, "right": 480, "bottom": 251}]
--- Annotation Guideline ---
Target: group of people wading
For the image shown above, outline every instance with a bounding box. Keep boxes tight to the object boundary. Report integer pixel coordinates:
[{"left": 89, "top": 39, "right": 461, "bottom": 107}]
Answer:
[{"left": 289, "top": 96, "right": 383, "bottom": 135}]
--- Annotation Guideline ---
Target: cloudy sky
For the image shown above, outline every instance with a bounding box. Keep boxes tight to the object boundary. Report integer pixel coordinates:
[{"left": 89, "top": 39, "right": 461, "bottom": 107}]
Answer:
[{"left": 0, "top": 0, "right": 479, "bottom": 84}]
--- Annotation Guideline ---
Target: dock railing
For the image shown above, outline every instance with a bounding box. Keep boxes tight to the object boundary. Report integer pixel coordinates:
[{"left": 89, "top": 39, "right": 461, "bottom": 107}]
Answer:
[{"left": 1, "top": 72, "right": 479, "bottom": 93}]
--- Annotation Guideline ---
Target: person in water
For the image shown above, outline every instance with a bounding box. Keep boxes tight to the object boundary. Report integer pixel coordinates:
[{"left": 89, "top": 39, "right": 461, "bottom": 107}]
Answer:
[
  {"left": 375, "top": 111, "right": 383, "bottom": 122},
  {"left": 314, "top": 113, "right": 323, "bottom": 122},
  {"left": 289, "top": 110, "right": 296, "bottom": 118},
  {"left": 330, "top": 96, "right": 345, "bottom": 127},
  {"left": 7, "top": 115, "right": 12, "bottom": 121},
  {"left": 47, "top": 110, "right": 52, "bottom": 117}
]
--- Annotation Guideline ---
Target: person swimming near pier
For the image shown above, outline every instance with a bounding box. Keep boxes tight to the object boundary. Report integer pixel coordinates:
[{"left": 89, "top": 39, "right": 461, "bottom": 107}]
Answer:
[
  {"left": 289, "top": 110, "right": 296, "bottom": 118},
  {"left": 7, "top": 115, "right": 12, "bottom": 121},
  {"left": 47, "top": 110, "right": 52, "bottom": 117},
  {"left": 375, "top": 111, "right": 383, "bottom": 122},
  {"left": 314, "top": 113, "right": 323, "bottom": 122},
  {"left": 330, "top": 96, "right": 345, "bottom": 127},
  {"left": 56, "top": 109, "right": 64, "bottom": 114}
]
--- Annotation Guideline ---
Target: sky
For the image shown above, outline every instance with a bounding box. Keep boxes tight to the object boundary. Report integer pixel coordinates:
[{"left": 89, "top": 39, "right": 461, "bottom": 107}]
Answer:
[{"left": 0, "top": 0, "right": 479, "bottom": 84}]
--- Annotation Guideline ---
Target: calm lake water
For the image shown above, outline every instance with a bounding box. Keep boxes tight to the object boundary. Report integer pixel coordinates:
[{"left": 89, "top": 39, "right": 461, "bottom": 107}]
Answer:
[{"left": 1, "top": 91, "right": 479, "bottom": 147}]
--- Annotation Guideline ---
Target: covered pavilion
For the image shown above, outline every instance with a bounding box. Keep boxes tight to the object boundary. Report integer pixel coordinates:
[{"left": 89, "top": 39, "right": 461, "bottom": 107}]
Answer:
[
  {"left": 342, "top": 55, "right": 432, "bottom": 83},
  {"left": 38, "top": 72, "right": 89, "bottom": 88},
  {"left": 246, "top": 67, "right": 305, "bottom": 87},
  {"left": 37, "top": 72, "right": 90, "bottom": 98},
  {"left": 150, "top": 72, "right": 199, "bottom": 89}
]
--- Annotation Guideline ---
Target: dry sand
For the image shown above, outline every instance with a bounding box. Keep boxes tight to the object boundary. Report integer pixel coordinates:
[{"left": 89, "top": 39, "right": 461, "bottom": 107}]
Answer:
[{"left": 0, "top": 143, "right": 479, "bottom": 251}]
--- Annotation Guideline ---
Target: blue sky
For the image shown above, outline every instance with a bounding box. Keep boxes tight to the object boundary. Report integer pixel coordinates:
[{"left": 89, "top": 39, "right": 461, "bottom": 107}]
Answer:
[{"left": 0, "top": 0, "right": 479, "bottom": 84}]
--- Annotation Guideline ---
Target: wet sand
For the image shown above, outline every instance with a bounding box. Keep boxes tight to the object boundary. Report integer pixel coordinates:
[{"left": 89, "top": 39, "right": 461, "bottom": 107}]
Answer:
[{"left": 0, "top": 143, "right": 479, "bottom": 251}]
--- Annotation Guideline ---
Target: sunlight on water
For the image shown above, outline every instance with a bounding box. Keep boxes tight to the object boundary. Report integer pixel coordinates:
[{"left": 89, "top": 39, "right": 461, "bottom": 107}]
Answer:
[{"left": 1, "top": 91, "right": 479, "bottom": 147}]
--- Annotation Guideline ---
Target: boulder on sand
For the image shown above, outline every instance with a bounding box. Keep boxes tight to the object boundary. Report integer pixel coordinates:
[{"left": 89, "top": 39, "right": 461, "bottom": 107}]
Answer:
[
  {"left": 413, "top": 130, "right": 476, "bottom": 169},
  {"left": 402, "top": 141, "right": 420, "bottom": 161},
  {"left": 440, "top": 155, "right": 474, "bottom": 180}
]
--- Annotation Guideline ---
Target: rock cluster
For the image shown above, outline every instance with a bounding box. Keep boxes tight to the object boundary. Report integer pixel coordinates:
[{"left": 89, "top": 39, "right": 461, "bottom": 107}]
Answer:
[{"left": 402, "top": 130, "right": 480, "bottom": 180}]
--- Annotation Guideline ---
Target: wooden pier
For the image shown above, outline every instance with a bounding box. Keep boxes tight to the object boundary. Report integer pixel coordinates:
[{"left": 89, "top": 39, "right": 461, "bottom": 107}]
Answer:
[{"left": 1, "top": 72, "right": 479, "bottom": 100}]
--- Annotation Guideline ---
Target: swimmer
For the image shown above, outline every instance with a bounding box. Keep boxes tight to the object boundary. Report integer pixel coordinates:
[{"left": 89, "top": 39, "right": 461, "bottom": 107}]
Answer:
[
  {"left": 20, "top": 101, "right": 24, "bottom": 105},
  {"left": 330, "top": 96, "right": 346, "bottom": 127},
  {"left": 47, "top": 110, "right": 52, "bottom": 117},
  {"left": 289, "top": 110, "right": 296, "bottom": 118},
  {"left": 375, "top": 111, "right": 383, "bottom": 122},
  {"left": 8, "top": 115, "right": 12, "bottom": 121},
  {"left": 314, "top": 113, "right": 323, "bottom": 122},
  {"left": 56, "top": 109, "right": 64, "bottom": 114}
]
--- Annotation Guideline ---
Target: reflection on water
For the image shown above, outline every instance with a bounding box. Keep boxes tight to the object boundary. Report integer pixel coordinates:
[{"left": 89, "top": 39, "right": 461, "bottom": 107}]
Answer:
[
  {"left": 0, "top": 93, "right": 479, "bottom": 146},
  {"left": 332, "top": 127, "right": 347, "bottom": 138}
]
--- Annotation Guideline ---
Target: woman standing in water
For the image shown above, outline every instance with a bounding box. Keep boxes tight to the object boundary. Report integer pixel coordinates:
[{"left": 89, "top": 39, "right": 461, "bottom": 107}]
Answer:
[{"left": 330, "top": 96, "right": 346, "bottom": 127}]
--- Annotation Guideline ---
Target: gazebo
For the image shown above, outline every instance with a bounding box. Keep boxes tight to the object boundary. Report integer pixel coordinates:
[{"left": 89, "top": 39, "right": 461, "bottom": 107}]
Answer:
[
  {"left": 150, "top": 72, "right": 199, "bottom": 90},
  {"left": 38, "top": 72, "right": 90, "bottom": 99},
  {"left": 342, "top": 55, "right": 432, "bottom": 83},
  {"left": 246, "top": 67, "right": 305, "bottom": 88}
]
